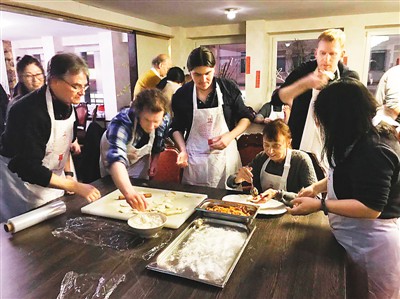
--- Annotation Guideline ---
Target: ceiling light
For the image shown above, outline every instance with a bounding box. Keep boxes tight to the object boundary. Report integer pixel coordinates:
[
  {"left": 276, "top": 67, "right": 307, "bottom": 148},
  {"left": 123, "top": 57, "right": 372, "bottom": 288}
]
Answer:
[{"left": 225, "top": 8, "right": 238, "bottom": 20}]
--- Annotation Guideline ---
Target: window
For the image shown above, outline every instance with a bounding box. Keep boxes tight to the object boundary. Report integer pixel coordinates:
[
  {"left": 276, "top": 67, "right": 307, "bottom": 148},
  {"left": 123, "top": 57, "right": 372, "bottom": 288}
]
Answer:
[
  {"left": 366, "top": 33, "right": 400, "bottom": 94},
  {"left": 81, "top": 51, "right": 104, "bottom": 105},
  {"left": 275, "top": 39, "right": 318, "bottom": 88},
  {"left": 204, "top": 43, "right": 246, "bottom": 90}
]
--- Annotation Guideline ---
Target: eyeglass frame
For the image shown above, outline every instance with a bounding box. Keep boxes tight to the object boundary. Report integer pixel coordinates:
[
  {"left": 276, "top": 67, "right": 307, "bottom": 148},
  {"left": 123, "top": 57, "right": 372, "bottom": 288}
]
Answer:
[
  {"left": 59, "top": 77, "right": 89, "bottom": 92},
  {"left": 22, "top": 73, "right": 45, "bottom": 80}
]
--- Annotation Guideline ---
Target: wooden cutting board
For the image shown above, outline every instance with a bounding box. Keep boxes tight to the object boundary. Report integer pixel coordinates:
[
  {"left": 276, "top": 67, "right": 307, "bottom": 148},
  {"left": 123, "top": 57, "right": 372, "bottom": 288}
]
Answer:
[{"left": 81, "top": 187, "right": 207, "bottom": 229}]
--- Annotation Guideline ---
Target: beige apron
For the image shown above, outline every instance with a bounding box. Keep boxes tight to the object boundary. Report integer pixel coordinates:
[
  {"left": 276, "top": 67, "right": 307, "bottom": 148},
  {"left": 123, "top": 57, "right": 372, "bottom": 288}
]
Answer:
[
  {"left": 99, "top": 117, "right": 155, "bottom": 179},
  {"left": 0, "top": 87, "right": 74, "bottom": 221},
  {"left": 327, "top": 167, "right": 400, "bottom": 299},
  {"left": 182, "top": 83, "right": 241, "bottom": 189},
  {"left": 260, "top": 149, "right": 292, "bottom": 191}
]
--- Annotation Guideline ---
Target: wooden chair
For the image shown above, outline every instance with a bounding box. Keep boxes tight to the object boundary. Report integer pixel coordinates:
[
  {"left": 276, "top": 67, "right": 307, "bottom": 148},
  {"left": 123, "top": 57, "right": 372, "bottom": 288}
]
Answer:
[
  {"left": 237, "top": 133, "right": 263, "bottom": 166},
  {"left": 75, "top": 103, "right": 89, "bottom": 144},
  {"left": 151, "top": 148, "right": 182, "bottom": 183}
]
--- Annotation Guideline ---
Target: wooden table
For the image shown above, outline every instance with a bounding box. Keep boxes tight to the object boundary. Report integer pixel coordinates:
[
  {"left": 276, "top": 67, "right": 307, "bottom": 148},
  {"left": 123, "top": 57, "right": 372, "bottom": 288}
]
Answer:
[{"left": 0, "top": 177, "right": 346, "bottom": 299}]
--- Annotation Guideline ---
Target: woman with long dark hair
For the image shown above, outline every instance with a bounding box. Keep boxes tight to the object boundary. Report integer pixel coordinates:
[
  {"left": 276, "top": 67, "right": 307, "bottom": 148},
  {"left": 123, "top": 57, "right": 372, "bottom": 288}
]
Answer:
[{"left": 288, "top": 78, "right": 400, "bottom": 298}]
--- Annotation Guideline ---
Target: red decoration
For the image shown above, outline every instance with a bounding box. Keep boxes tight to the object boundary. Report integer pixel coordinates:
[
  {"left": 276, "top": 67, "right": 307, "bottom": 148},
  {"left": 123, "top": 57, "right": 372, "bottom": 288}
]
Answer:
[
  {"left": 255, "top": 71, "right": 260, "bottom": 88},
  {"left": 246, "top": 56, "right": 251, "bottom": 74}
]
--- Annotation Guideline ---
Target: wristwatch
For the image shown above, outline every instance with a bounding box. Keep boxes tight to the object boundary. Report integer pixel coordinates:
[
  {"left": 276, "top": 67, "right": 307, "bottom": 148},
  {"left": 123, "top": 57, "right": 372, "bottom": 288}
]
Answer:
[
  {"left": 64, "top": 171, "right": 74, "bottom": 177},
  {"left": 320, "top": 197, "right": 329, "bottom": 215}
]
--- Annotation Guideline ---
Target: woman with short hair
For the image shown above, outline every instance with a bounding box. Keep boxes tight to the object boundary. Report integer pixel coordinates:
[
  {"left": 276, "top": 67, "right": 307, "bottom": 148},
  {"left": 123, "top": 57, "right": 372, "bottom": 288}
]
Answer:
[{"left": 227, "top": 119, "right": 317, "bottom": 203}]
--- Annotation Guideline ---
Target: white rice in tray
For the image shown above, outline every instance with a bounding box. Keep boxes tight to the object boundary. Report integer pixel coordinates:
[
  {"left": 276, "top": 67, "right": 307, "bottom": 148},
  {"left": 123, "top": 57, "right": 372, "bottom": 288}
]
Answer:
[{"left": 158, "top": 224, "right": 247, "bottom": 283}]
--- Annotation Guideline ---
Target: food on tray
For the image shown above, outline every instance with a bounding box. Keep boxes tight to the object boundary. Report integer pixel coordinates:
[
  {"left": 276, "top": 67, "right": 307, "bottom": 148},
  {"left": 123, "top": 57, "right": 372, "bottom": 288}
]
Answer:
[
  {"left": 205, "top": 204, "right": 251, "bottom": 216},
  {"left": 118, "top": 207, "right": 135, "bottom": 214},
  {"left": 116, "top": 193, "right": 189, "bottom": 216},
  {"left": 118, "top": 192, "right": 152, "bottom": 200},
  {"left": 119, "top": 201, "right": 130, "bottom": 207},
  {"left": 150, "top": 198, "right": 188, "bottom": 215},
  {"left": 157, "top": 224, "right": 248, "bottom": 283},
  {"left": 249, "top": 194, "right": 271, "bottom": 204},
  {"left": 165, "top": 191, "right": 177, "bottom": 197},
  {"left": 248, "top": 189, "right": 275, "bottom": 204}
]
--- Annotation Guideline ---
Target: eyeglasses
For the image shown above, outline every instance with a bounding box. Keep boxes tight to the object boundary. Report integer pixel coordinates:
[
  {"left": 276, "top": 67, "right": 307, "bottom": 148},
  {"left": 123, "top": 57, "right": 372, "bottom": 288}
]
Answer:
[
  {"left": 23, "top": 73, "right": 44, "bottom": 80},
  {"left": 59, "top": 77, "right": 89, "bottom": 92}
]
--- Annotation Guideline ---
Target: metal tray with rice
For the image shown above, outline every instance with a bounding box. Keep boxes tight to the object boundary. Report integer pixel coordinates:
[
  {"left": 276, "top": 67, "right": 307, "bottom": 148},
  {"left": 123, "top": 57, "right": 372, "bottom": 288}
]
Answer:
[
  {"left": 195, "top": 198, "right": 259, "bottom": 224},
  {"left": 146, "top": 217, "right": 256, "bottom": 288}
]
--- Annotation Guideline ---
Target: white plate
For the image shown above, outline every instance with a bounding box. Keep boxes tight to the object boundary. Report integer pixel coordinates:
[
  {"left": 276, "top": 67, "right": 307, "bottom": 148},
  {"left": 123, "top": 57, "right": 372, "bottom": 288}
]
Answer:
[{"left": 222, "top": 194, "right": 287, "bottom": 216}]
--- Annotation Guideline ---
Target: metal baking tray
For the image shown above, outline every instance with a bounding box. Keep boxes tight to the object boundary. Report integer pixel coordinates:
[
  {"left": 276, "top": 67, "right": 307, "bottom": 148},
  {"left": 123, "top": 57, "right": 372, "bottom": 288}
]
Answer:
[
  {"left": 146, "top": 217, "right": 256, "bottom": 288},
  {"left": 195, "top": 199, "right": 259, "bottom": 224}
]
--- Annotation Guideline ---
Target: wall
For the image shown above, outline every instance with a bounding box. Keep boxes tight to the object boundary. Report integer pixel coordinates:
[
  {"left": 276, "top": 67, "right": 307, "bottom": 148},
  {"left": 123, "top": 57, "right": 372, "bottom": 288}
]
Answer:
[
  {"left": 8, "top": 31, "right": 132, "bottom": 120},
  {"left": 6, "top": 0, "right": 172, "bottom": 37},
  {"left": 136, "top": 34, "right": 171, "bottom": 76},
  {"left": 4, "top": 1, "right": 399, "bottom": 112},
  {"left": 170, "top": 27, "right": 194, "bottom": 73},
  {"left": 183, "top": 12, "right": 399, "bottom": 110},
  {"left": 244, "top": 12, "right": 400, "bottom": 109}
]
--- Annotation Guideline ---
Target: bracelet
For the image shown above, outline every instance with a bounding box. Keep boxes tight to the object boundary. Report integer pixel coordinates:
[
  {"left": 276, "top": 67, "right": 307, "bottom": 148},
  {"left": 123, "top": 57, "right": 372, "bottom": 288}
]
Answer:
[
  {"left": 64, "top": 171, "right": 74, "bottom": 177},
  {"left": 320, "top": 197, "right": 328, "bottom": 215}
]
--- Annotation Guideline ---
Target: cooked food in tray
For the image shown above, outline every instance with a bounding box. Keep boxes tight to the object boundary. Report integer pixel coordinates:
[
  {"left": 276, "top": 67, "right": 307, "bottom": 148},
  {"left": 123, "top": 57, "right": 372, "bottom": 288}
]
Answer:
[
  {"left": 205, "top": 204, "right": 251, "bottom": 216},
  {"left": 196, "top": 199, "right": 259, "bottom": 223}
]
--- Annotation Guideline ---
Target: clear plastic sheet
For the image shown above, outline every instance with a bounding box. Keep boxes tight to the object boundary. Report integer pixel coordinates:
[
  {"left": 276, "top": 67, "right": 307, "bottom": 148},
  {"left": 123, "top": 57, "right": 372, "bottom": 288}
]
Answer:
[
  {"left": 52, "top": 217, "right": 173, "bottom": 259},
  {"left": 52, "top": 218, "right": 175, "bottom": 298},
  {"left": 52, "top": 217, "right": 144, "bottom": 251},
  {"left": 56, "top": 271, "right": 125, "bottom": 299},
  {"left": 141, "top": 231, "right": 173, "bottom": 260}
]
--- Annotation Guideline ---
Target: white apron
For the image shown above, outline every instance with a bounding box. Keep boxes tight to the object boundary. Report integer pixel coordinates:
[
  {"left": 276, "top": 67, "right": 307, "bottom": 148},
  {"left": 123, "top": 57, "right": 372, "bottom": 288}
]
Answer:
[
  {"left": 327, "top": 167, "right": 400, "bottom": 299},
  {"left": 0, "top": 87, "right": 74, "bottom": 221},
  {"left": 299, "top": 88, "right": 328, "bottom": 170},
  {"left": 260, "top": 149, "right": 292, "bottom": 191},
  {"left": 268, "top": 109, "right": 285, "bottom": 121},
  {"left": 299, "top": 70, "right": 337, "bottom": 173},
  {"left": 182, "top": 83, "right": 241, "bottom": 189},
  {"left": 99, "top": 117, "right": 155, "bottom": 179}
]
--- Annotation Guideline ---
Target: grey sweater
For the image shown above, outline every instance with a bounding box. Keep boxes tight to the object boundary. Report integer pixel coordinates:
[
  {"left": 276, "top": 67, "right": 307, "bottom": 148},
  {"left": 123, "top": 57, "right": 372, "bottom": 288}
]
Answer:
[{"left": 227, "top": 150, "right": 318, "bottom": 202}]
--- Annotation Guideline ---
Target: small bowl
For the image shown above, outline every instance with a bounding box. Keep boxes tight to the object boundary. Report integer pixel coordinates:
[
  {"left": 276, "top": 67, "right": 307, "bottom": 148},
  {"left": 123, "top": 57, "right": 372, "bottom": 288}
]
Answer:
[{"left": 127, "top": 212, "right": 167, "bottom": 238}]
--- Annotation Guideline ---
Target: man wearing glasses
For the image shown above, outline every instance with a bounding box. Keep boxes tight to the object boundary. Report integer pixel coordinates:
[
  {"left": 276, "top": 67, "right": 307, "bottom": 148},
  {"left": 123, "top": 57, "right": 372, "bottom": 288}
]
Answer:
[{"left": 0, "top": 53, "right": 100, "bottom": 222}]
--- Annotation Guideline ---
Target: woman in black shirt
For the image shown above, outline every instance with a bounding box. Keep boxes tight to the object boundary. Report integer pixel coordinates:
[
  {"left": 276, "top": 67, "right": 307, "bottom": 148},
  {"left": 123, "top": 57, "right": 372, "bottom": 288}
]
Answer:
[{"left": 288, "top": 78, "right": 400, "bottom": 298}]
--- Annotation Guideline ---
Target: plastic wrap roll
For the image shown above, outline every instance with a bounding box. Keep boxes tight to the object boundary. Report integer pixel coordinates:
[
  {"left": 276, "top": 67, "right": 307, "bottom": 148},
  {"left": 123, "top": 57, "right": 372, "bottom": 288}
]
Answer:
[{"left": 4, "top": 200, "right": 67, "bottom": 233}]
